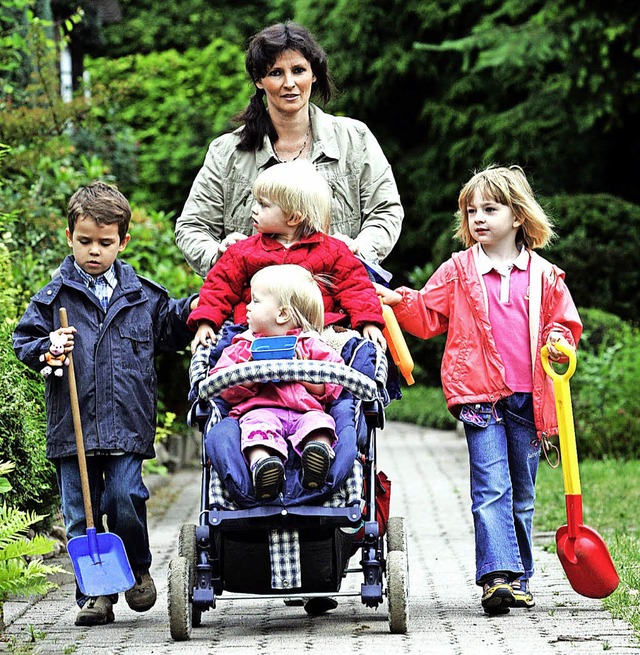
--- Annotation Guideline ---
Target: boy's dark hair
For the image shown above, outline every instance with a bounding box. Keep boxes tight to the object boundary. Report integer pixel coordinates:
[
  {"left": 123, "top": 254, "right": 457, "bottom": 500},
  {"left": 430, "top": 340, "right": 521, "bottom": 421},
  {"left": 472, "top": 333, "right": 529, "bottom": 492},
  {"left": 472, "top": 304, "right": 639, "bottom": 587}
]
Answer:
[{"left": 67, "top": 181, "right": 131, "bottom": 242}]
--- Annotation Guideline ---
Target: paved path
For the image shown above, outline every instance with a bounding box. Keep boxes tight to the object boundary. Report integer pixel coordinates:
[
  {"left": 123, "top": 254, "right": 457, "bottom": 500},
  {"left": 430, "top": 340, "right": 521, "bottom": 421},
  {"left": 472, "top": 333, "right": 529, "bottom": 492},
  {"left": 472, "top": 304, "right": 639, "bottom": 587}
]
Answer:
[{"left": 3, "top": 422, "right": 639, "bottom": 653}]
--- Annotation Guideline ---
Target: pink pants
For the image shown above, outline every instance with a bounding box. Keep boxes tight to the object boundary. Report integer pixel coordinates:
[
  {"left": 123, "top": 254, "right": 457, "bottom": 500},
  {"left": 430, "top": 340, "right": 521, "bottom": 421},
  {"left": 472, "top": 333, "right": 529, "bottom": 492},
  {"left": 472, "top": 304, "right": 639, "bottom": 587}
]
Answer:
[{"left": 239, "top": 407, "right": 337, "bottom": 462}]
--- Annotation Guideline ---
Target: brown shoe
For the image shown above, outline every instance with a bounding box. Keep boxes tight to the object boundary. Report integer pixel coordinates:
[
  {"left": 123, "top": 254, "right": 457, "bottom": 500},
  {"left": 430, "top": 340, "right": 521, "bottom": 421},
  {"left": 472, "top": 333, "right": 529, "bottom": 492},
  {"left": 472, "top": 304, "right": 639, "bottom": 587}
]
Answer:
[
  {"left": 75, "top": 596, "right": 115, "bottom": 626},
  {"left": 125, "top": 570, "right": 157, "bottom": 612}
]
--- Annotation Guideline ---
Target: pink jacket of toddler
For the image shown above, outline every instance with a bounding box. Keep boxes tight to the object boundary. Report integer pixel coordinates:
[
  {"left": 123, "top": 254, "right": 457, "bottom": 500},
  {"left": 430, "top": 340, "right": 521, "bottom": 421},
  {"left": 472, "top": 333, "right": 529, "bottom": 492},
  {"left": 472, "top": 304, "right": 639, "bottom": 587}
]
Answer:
[
  {"left": 392, "top": 245, "right": 583, "bottom": 439},
  {"left": 210, "top": 328, "right": 344, "bottom": 419}
]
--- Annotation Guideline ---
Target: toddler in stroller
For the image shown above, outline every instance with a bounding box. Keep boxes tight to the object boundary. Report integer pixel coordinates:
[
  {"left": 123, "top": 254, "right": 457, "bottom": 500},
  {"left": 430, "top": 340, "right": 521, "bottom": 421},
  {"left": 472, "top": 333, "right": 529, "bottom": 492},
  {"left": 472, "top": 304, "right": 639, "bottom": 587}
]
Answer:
[
  {"left": 168, "top": 266, "right": 409, "bottom": 639},
  {"left": 208, "top": 265, "right": 346, "bottom": 501}
]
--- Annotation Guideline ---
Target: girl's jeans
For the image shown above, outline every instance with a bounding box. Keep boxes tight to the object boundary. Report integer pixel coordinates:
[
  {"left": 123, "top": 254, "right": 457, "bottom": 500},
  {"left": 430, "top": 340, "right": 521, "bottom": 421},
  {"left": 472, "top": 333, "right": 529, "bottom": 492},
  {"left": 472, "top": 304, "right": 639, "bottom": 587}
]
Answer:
[
  {"left": 461, "top": 392, "right": 540, "bottom": 585},
  {"left": 55, "top": 453, "right": 152, "bottom": 606}
]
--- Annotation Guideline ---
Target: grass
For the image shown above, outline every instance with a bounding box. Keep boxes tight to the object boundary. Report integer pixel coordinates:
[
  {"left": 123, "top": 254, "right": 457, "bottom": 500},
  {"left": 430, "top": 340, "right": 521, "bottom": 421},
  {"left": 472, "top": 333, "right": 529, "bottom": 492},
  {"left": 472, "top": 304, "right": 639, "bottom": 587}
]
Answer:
[{"left": 535, "top": 458, "right": 640, "bottom": 636}]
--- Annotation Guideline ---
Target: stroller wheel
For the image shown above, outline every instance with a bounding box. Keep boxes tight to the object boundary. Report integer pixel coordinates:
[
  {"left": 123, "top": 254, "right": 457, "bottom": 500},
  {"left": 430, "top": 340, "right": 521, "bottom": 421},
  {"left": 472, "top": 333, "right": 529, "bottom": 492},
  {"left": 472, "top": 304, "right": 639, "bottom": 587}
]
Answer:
[
  {"left": 168, "top": 556, "right": 192, "bottom": 641},
  {"left": 387, "top": 550, "right": 409, "bottom": 634},
  {"left": 386, "top": 516, "right": 407, "bottom": 553}
]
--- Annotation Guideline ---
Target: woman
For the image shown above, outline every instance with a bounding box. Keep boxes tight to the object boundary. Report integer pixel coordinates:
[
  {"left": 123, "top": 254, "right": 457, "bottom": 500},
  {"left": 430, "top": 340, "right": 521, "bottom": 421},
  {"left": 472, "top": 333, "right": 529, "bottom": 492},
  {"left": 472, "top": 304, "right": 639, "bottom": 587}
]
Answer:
[{"left": 175, "top": 21, "right": 404, "bottom": 278}]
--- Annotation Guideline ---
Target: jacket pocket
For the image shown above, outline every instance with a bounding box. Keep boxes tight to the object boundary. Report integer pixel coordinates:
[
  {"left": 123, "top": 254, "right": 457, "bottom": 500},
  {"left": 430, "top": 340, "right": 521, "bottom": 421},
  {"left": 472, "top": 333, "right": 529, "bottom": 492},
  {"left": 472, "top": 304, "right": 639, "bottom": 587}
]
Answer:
[
  {"left": 328, "top": 177, "right": 360, "bottom": 237},
  {"left": 118, "top": 323, "right": 153, "bottom": 369}
]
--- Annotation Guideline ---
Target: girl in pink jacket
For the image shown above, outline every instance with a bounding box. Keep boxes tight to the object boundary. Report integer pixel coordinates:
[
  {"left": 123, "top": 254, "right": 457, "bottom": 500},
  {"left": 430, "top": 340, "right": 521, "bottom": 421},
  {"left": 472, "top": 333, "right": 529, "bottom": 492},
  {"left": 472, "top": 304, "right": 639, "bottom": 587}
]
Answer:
[
  {"left": 210, "top": 264, "right": 344, "bottom": 501},
  {"left": 377, "top": 165, "right": 582, "bottom": 615}
]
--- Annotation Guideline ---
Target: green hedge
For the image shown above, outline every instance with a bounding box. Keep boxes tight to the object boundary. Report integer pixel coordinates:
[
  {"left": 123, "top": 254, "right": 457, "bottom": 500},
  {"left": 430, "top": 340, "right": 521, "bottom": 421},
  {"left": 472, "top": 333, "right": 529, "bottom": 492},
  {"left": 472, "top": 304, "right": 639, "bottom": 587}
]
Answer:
[
  {"left": 572, "top": 308, "right": 640, "bottom": 458},
  {"left": 85, "top": 38, "right": 250, "bottom": 212},
  {"left": 545, "top": 194, "right": 640, "bottom": 324}
]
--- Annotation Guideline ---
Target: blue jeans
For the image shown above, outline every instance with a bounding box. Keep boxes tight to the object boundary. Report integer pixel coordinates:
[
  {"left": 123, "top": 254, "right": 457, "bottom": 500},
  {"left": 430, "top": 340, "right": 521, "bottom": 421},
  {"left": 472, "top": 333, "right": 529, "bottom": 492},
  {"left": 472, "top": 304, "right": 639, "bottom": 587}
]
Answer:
[
  {"left": 55, "top": 453, "right": 152, "bottom": 606},
  {"left": 461, "top": 393, "right": 540, "bottom": 585}
]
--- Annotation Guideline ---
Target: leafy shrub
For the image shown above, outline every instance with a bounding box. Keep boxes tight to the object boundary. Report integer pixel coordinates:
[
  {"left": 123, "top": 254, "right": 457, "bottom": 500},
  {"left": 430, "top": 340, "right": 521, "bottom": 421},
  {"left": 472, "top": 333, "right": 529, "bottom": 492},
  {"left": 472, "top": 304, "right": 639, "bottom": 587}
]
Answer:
[
  {"left": 571, "top": 308, "right": 640, "bottom": 459},
  {"left": 385, "top": 385, "right": 457, "bottom": 431},
  {"left": 545, "top": 194, "right": 640, "bottom": 323},
  {"left": 85, "top": 38, "right": 250, "bottom": 212},
  {"left": 0, "top": 463, "right": 65, "bottom": 632},
  {"left": 0, "top": 319, "right": 58, "bottom": 523}
]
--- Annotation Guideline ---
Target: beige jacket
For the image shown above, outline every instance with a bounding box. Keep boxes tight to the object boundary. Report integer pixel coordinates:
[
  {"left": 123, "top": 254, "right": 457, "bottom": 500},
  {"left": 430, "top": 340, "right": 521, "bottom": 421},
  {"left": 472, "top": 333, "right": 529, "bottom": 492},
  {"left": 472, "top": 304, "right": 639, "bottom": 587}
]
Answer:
[{"left": 175, "top": 104, "right": 404, "bottom": 277}]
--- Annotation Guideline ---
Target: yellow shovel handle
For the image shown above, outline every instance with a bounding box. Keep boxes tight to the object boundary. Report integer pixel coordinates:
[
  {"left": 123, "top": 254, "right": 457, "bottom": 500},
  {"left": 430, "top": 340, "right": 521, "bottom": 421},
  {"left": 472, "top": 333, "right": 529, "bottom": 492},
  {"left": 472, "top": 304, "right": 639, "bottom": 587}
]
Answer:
[{"left": 541, "top": 342, "right": 580, "bottom": 495}]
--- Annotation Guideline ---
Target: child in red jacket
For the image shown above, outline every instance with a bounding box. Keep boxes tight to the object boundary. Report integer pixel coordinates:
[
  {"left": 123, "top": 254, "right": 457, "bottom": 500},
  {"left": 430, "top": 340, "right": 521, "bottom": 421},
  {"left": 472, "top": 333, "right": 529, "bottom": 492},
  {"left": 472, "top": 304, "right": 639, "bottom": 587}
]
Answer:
[
  {"left": 377, "top": 165, "right": 582, "bottom": 615},
  {"left": 187, "top": 159, "right": 385, "bottom": 350}
]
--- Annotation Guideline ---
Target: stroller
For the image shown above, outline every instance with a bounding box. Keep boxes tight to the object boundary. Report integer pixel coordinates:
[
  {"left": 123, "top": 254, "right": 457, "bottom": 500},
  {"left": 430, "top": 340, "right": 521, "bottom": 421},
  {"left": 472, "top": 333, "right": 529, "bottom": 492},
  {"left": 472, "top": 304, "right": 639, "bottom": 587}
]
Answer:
[{"left": 167, "top": 326, "right": 409, "bottom": 640}]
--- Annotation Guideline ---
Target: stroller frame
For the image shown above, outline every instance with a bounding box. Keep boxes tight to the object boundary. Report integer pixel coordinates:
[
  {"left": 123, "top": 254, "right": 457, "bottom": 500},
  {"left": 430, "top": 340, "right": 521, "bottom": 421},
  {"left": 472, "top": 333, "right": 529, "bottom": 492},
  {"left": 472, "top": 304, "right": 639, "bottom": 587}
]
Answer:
[{"left": 168, "top": 346, "right": 409, "bottom": 640}]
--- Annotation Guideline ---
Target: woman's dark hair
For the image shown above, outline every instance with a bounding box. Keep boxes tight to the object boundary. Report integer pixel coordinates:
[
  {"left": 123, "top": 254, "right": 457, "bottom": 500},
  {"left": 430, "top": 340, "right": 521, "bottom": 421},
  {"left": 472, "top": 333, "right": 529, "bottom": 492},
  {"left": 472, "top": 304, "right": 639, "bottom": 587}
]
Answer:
[{"left": 235, "top": 22, "right": 334, "bottom": 151}]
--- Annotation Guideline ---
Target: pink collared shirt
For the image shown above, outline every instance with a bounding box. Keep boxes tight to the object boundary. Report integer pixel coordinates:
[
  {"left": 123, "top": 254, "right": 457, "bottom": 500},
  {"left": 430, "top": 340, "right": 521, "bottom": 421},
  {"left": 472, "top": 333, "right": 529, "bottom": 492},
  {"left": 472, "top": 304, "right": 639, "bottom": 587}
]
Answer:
[{"left": 477, "top": 247, "right": 533, "bottom": 393}]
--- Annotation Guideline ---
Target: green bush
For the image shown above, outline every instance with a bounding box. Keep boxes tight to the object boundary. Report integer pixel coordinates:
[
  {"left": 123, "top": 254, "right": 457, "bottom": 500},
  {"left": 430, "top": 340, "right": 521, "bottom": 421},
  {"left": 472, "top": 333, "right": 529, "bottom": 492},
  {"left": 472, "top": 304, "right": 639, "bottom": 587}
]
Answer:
[
  {"left": 545, "top": 194, "right": 640, "bottom": 324},
  {"left": 571, "top": 308, "right": 640, "bottom": 459},
  {"left": 385, "top": 384, "right": 457, "bottom": 431},
  {"left": 0, "top": 317, "right": 57, "bottom": 524},
  {"left": 85, "top": 38, "right": 250, "bottom": 212}
]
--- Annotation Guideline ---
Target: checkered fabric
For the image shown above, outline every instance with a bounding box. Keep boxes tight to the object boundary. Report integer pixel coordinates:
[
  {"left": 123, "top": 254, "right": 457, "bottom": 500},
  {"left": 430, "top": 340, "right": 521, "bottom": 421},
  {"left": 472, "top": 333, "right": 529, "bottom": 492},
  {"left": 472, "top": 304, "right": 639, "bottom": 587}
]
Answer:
[
  {"left": 269, "top": 529, "right": 301, "bottom": 590},
  {"left": 199, "top": 359, "right": 378, "bottom": 402},
  {"left": 189, "top": 342, "right": 211, "bottom": 391},
  {"left": 209, "top": 460, "right": 364, "bottom": 590}
]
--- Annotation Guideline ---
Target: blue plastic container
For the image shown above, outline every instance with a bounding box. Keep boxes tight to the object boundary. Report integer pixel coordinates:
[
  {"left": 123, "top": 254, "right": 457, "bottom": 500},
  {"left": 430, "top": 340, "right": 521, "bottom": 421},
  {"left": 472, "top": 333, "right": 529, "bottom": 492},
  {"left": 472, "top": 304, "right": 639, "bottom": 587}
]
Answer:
[{"left": 250, "top": 335, "right": 298, "bottom": 360}]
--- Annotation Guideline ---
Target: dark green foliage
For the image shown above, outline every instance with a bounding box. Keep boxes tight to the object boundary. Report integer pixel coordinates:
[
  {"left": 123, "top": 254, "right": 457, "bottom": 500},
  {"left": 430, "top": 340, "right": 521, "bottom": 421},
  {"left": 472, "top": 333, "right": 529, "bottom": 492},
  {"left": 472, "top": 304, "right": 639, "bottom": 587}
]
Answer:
[
  {"left": 544, "top": 194, "right": 640, "bottom": 324},
  {"left": 385, "top": 384, "right": 457, "bottom": 431},
  {"left": 0, "top": 319, "right": 58, "bottom": 525},
  {"left": 570, "top": 308, "right": 640, "bottom": 459},
  {"left": 85, "top": 39, "right": 250, "bottom": 211},
  {"left": 98, "top": 0, "right": 272, "bottom": 57}
]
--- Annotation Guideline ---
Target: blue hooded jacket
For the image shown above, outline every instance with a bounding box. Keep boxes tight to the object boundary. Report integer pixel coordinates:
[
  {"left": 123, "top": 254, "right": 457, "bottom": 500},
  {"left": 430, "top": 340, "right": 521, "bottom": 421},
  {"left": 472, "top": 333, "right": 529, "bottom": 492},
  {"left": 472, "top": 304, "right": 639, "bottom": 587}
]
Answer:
[{"left": 13, "top": 256, "right": 195, "bottom": 460}]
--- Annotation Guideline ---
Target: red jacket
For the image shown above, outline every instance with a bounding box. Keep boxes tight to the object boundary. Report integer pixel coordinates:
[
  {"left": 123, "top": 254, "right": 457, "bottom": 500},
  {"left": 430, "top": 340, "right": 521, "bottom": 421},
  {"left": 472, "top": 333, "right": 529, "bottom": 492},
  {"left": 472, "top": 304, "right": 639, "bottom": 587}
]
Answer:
[
  {"left": 188, "top": 232, "right": 384, "bottom": 332},
  {"left": 393, "top": 245, "right": 583, "bottom": 439}
]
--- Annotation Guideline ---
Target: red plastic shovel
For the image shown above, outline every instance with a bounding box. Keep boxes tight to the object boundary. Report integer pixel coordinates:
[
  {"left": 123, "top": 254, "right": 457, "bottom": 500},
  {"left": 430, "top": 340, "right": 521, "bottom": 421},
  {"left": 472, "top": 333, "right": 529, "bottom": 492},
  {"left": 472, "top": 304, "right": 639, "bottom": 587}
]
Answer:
[
  {"left": 541, "top": 341, "right": 619, "bottom": 598},
  {"left": 60, "top": 308, "right": 135, "bottom": 597}
]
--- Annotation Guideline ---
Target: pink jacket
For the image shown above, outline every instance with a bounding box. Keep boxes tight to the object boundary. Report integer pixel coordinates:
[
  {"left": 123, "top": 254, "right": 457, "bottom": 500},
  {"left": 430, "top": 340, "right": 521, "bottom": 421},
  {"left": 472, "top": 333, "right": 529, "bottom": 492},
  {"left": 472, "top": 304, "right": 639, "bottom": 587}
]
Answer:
[
  {"left": 210, "top": 328, "right": 344, "bottom": 418},
  {"left": 393, "top": 245, "right": 583, "bottom": 439}
]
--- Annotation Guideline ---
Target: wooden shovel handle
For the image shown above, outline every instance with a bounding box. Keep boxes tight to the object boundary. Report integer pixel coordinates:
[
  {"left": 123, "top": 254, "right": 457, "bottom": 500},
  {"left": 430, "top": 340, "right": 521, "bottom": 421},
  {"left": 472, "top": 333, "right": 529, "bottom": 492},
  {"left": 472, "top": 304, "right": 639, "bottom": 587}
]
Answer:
[{"left": 59, "top": 308, "right": 94, "bottom": 529}]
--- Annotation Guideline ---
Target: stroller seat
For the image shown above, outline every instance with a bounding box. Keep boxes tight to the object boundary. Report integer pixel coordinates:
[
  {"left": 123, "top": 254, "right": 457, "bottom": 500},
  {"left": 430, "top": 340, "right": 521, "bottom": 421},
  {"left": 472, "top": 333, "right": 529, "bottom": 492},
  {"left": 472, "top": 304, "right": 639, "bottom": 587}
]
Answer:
[{"left": 168, "top": 325, "right": 409, "bottom": 640}]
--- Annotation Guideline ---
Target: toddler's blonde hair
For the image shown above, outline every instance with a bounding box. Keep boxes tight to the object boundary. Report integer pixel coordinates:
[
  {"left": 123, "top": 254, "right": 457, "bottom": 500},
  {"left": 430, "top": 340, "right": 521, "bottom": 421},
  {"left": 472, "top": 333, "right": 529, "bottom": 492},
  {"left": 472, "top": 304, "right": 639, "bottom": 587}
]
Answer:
[
  {"left": 252, "top": 160, "right": 331, "bottom": 236},
  {"left": 455, "top": 165, "right": 554, "bottom": 249},
  {"left": 251, "top": 264, "right": 325, "bottom": 332}
]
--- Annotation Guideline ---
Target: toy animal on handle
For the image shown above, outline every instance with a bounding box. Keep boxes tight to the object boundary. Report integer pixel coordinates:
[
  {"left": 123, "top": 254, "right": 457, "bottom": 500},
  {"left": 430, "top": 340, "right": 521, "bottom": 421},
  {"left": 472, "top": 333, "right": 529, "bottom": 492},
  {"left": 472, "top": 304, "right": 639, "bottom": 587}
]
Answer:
[{"left": 40, "top": 331, "right": 70, "bottom": 377}]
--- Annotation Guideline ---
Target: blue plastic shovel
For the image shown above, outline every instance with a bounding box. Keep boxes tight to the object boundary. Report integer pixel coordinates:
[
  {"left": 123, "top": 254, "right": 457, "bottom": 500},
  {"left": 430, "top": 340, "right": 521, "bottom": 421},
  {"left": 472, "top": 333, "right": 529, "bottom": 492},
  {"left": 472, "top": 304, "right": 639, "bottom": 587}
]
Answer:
[{"left": 60, "top": 308, "right": 135, "bottom": 597}]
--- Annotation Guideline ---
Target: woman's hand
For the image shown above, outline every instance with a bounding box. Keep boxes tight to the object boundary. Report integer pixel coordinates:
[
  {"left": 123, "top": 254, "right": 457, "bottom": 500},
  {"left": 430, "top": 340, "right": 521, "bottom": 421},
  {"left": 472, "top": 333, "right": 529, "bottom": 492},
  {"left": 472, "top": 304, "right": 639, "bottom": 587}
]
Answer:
[
  {"left": 332, "top": 233, "right": 359, "bottom": 254},
  {"left": 362, "top": 324, "right": 387, "bottom": 350},
  {"left": 217, "top": 231, "right": 248, "bottom": 257},
  {"left": 190, "top": 322, "right": 218, "bottom": 354},
  {"left": 374, "top": 282, "right": 402, "bottom": 307}
]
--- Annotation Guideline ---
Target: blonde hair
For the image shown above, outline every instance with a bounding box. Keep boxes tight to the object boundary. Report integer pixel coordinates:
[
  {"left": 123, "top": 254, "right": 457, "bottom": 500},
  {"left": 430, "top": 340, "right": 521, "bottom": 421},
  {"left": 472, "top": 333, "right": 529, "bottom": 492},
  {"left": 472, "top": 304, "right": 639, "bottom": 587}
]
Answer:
[
  {"left": 252, "top": 160, "right": 331, "bottom": 237},
  {"left": 251, "top": 264, "right": 325, "bottom": 332},
  {"left": 455, "top": 165, "right": 555, "bottom": 249}
]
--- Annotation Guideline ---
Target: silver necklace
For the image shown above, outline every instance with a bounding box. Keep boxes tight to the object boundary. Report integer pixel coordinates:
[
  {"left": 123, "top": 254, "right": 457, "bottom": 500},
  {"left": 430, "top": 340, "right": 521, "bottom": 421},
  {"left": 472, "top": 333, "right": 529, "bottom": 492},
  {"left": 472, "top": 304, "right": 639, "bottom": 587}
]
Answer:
[{"left": 272, "top": 124, "right": 311, "bottom": 163}]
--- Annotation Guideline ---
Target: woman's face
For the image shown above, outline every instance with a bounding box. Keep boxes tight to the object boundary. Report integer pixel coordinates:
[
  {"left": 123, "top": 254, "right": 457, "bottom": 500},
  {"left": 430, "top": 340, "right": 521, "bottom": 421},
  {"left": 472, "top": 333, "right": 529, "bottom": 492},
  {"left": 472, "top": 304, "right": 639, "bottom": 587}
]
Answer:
[{"left": 256, "top": 49, "right": 316, "bottom": 116}]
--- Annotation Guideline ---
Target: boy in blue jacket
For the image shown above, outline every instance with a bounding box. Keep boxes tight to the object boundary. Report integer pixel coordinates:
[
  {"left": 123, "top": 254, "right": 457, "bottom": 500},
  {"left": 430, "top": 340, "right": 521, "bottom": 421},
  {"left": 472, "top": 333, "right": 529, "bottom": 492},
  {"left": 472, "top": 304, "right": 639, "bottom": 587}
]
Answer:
[{"left": 13, "top": 182, "right": 198, "bottom": 626}]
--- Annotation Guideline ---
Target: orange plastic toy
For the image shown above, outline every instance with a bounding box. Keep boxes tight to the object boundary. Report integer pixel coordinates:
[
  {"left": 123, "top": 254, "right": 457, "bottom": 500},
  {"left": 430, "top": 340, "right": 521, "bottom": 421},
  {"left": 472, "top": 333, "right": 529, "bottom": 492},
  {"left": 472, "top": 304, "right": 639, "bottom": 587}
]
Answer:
[{"left": 380, "top": 302, "right": 414, "bottom": 385}]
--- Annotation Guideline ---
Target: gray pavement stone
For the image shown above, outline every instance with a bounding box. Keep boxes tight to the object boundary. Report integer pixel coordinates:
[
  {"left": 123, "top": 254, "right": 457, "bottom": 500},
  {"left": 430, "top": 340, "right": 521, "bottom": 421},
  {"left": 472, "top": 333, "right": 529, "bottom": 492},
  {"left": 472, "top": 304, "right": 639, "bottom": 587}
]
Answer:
[{"left": 2, "top": 422, "right": 638, "bottom": 653}]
